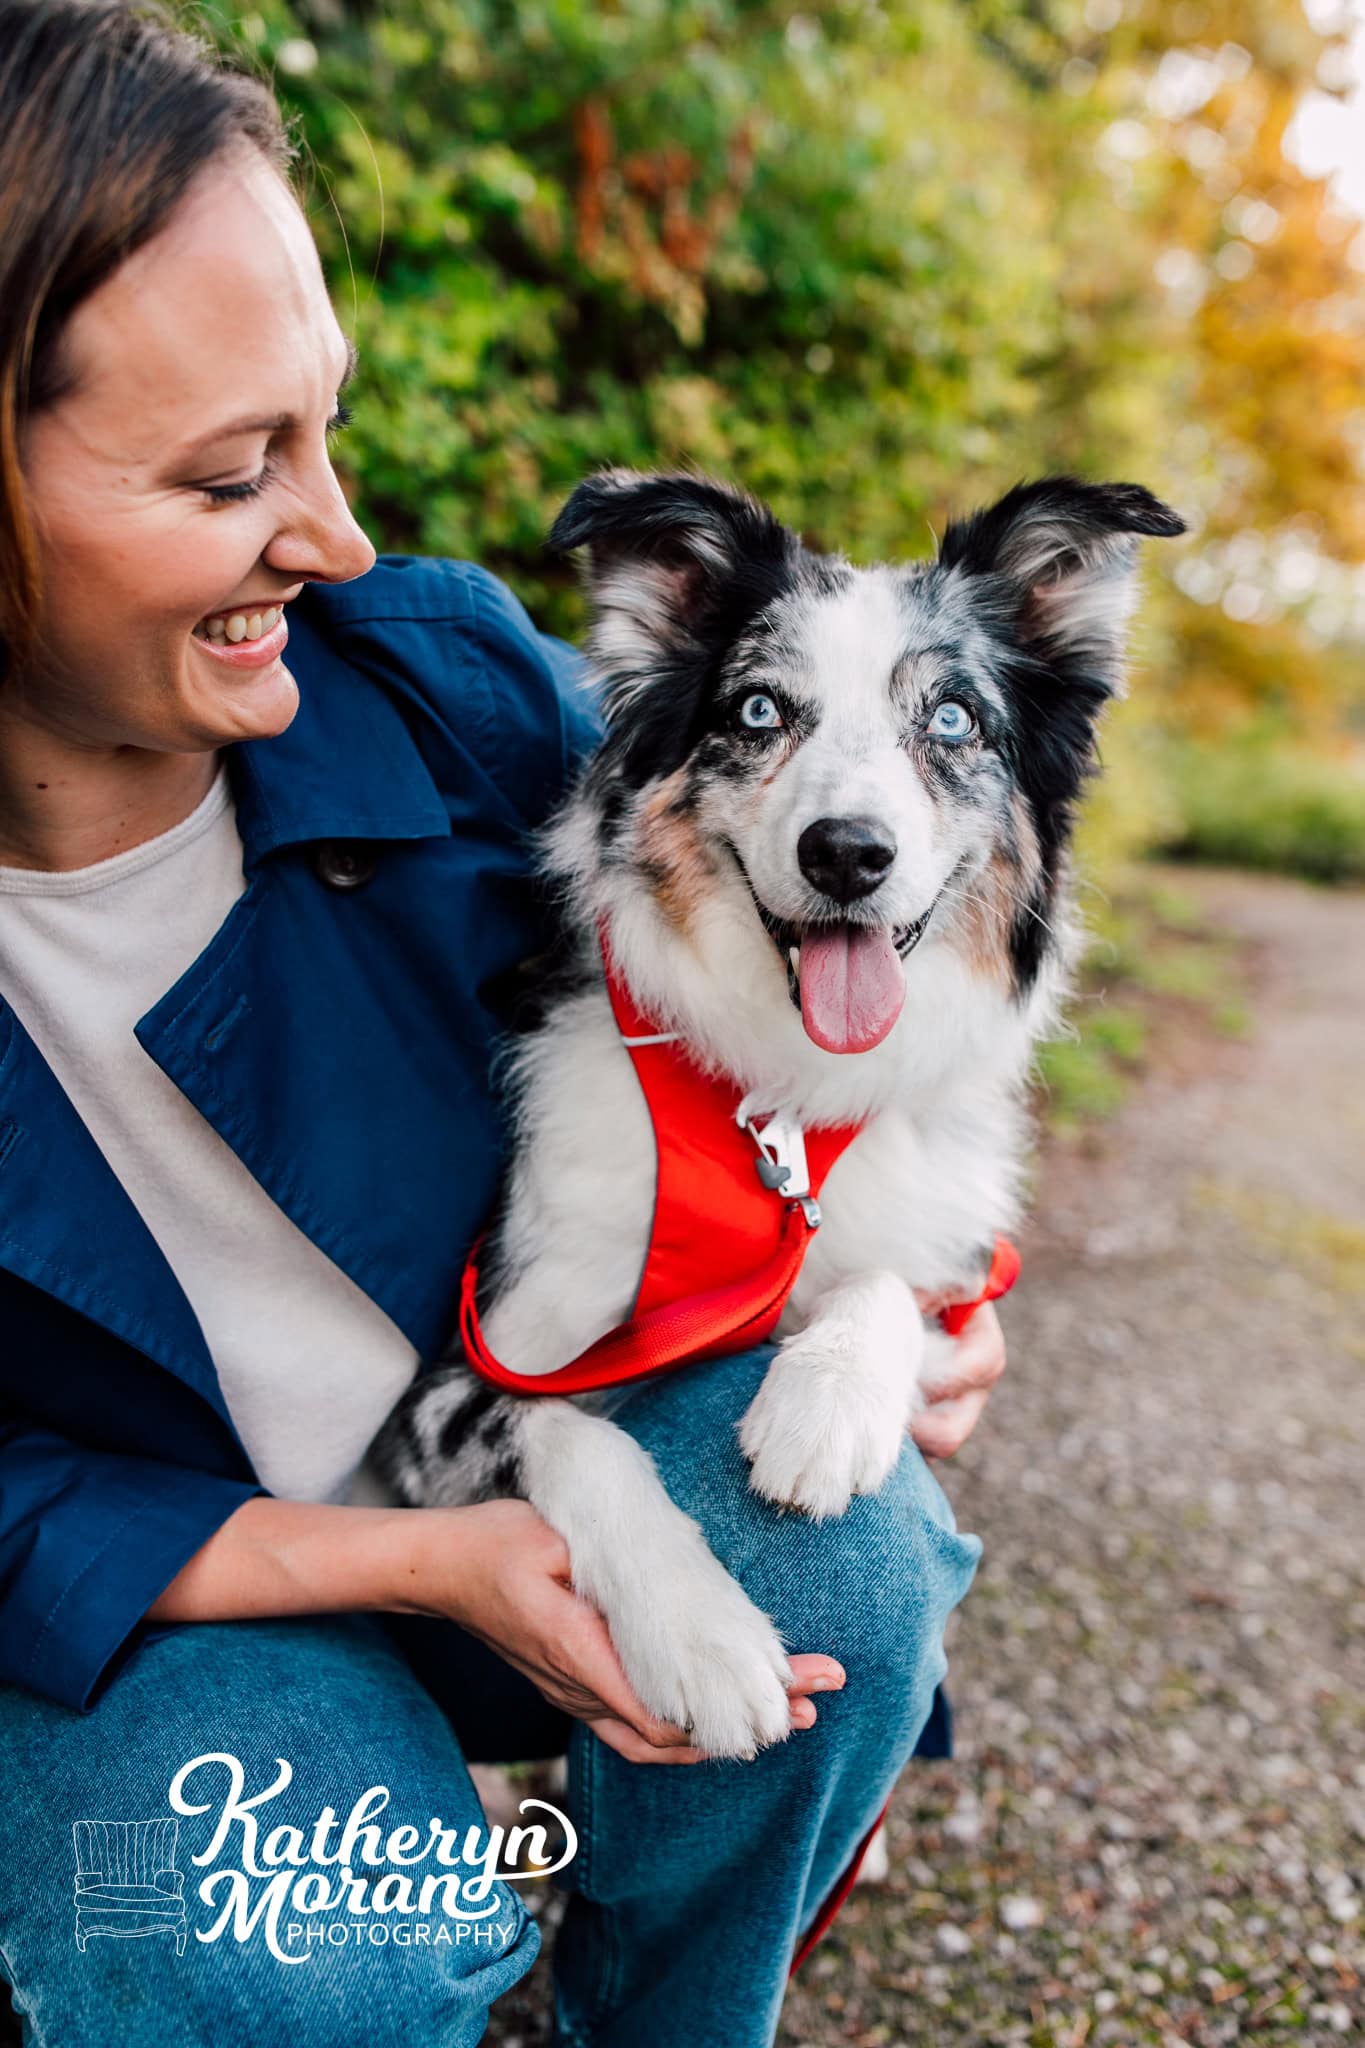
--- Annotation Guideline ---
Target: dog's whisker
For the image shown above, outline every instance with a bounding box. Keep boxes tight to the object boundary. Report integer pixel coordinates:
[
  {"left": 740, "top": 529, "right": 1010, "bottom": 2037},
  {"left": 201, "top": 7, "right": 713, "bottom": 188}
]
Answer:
[{"left": 952, "top": 878, "right": 1058, "bottom": 944}]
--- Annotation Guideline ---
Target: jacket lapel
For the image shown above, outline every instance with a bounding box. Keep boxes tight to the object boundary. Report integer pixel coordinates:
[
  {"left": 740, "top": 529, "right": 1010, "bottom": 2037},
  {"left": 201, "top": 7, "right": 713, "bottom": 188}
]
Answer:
[
  {"left": 132, "top": 847, "right": 511, "bottom": 1367},
  {"left": 0, "top": 1001, "right": 229, "bottom": 1415}
]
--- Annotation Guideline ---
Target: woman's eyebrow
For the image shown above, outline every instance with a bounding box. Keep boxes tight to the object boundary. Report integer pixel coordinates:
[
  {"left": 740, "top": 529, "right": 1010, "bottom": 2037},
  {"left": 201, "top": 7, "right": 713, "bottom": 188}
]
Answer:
[{"left": 172, "top": 338, "right": 359, "bottom": 461}]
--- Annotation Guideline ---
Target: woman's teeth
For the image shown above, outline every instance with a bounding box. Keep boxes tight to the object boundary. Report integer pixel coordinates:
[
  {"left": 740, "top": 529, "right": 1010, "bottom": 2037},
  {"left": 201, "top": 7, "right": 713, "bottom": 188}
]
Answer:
[{"left": 194, "top": 606, "right": 281, "bottom": 643}]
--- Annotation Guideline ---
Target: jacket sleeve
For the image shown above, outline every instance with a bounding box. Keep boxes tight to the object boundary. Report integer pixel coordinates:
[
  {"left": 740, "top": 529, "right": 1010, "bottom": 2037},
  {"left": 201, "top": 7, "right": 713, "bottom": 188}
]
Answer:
[{"left": 0, "top": 1417, "right": 262, "bottom": 1710}]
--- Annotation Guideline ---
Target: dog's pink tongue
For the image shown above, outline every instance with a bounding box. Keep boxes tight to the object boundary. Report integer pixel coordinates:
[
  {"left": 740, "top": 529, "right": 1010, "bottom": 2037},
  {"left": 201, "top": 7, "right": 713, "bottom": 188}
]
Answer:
[{"left": 799, "top": 926, "right": 906, "bottom": 1054}]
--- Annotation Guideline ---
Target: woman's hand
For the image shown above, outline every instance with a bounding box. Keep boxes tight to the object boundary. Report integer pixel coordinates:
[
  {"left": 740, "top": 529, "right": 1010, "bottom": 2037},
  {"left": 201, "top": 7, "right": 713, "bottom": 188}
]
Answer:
[
  {"left": 411, "top": 1498, "right": 845, "bottom": 1765},
  {"left": 908, "top": 1300, "right": 1007, "bottom": 1460}
]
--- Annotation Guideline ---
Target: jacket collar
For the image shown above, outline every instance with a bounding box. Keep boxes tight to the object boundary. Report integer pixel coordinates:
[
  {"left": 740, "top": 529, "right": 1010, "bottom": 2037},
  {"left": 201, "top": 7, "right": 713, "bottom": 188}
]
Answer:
[{"left": 228, "top": 592, "right": 451, "bottom": 867}]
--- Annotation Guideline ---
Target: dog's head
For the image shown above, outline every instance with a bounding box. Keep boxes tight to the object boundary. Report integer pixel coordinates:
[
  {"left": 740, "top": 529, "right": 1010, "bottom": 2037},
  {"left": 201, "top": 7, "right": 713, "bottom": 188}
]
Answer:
[{"left": 550, "top": 469, "right": 1184, "bottom": 1054}]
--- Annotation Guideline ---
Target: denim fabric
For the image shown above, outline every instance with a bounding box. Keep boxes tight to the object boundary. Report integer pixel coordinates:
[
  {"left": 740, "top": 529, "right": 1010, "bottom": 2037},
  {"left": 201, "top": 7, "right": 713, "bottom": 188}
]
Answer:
[
  {"left": 0, "top": 1347, "right": 980, "bottom": 2048},
  {"left": 0, "top": 1616, "right": 538, "bottom": 2048},
  {"left": 547, "top": 1348, "right": 981, "bottom": 2048}
]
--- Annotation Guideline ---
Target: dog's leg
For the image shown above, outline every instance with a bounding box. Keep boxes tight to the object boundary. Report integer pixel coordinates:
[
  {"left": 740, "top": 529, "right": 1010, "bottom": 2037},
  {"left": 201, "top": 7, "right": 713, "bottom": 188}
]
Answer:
[
  {"left": 738, "top": 1270, "right": 923, "bottom": 1519},
  {"left": 368, "top": 1365, "right": 529, "bottom": 1508},
  {"left": 518, "top": 1397, "right": 795, "bottom": 1760},
  {"left": 369, "top": 1366, "right": 795, "bottom": 1761}
]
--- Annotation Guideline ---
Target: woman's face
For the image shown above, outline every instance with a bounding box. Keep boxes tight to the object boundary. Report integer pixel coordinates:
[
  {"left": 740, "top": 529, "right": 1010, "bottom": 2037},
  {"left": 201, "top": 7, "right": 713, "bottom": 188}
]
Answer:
[{"left": 17, "top": 148, "right": 376, "bottom": 755}]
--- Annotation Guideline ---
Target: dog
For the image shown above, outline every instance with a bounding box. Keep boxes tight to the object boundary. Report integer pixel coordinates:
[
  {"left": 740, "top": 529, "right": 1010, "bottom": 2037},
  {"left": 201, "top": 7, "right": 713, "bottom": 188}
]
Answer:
[{"left": 369, "top": 468, "right": 1184, "bottom": 1758}]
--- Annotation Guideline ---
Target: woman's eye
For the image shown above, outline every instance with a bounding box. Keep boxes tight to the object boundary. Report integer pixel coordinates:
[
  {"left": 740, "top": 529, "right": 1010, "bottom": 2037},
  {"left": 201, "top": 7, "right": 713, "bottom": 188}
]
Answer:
[
  {"left": 199, "top": 461, "right": 277, "bottom": 506},
  {"left": 737, "top": 693, "right": 785, "bottom": 732},
  {"left": 195, "top": 405, "right": 350, "bottom": 506},
  {"left": 926, "top": 700, "right": 976, "bottom": 742}
]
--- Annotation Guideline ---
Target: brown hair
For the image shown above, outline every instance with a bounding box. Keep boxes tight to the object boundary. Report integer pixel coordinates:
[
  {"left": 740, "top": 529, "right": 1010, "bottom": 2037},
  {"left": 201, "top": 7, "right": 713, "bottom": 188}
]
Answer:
[{"left": 0, "top": 0, "right": 295, "bottom": 680}]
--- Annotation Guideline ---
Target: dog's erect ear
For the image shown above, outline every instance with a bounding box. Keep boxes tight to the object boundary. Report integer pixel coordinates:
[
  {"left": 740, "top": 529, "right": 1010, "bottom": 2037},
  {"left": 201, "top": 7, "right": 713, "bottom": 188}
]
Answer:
[
  {"left": 938, "top": 476, "right": 1186, "bottom": 693},
  {"left": 548, "top": 469, "right": 796, "bottom": 724}
]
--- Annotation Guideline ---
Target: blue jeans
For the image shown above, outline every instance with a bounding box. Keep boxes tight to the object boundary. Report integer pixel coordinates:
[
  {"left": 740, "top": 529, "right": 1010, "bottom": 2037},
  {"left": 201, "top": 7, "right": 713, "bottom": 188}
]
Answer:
[{"left": 0, "top": 1347, "right": 980, "bottom": 2048}]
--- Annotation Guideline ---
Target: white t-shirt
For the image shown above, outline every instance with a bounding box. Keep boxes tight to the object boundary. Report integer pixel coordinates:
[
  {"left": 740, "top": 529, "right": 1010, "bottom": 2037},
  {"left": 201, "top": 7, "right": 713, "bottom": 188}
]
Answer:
[{"left": 0, "top": 768, "right": 419, "bottom": 1503}]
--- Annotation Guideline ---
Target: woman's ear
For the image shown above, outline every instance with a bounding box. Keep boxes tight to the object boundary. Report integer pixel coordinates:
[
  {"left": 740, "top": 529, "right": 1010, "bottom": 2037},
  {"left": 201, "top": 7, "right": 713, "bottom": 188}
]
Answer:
[
  {"left": 937, "top": 476, "right": 1186, "bottom": 693},
  {"left": 547, "top": 469, "right": 795, "bottom": 724}
]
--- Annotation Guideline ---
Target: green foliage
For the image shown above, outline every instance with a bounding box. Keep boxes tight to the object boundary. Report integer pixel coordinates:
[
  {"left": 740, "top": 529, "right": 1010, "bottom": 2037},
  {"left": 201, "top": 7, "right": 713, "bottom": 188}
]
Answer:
[
  {"left": 1159, "top": 736, "right": 1365, "bottom": 883},
  {"left": 196, "top": 0, "right": 1083, "bottom": 630},
  {"left": 1035, "top": 872, "right": 1249, "bottom": 1129},
  {"left": 189, "top": 0, "right": 1365, "bottom": 870},
  {"left": 1036, "top": 1004, "right": 1148, "bottom": 1130}
]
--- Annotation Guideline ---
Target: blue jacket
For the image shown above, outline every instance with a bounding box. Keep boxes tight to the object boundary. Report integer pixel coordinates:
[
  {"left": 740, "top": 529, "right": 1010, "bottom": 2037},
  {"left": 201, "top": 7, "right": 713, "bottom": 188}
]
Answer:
[{"left": 0, "top": 557, "right": 602, "bottom": 1711}]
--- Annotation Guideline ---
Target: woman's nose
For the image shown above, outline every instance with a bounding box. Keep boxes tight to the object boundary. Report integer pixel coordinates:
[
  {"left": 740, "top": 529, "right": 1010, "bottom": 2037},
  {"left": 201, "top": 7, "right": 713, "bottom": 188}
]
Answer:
[{"left": 264, "top": 468, "right": 376, "bottom": 587}]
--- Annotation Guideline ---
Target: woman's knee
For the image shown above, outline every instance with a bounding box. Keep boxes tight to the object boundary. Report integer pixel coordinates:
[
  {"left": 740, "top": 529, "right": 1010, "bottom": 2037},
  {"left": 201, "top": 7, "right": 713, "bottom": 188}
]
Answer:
[
  {"left": 606, "top": 1348, "right": 982, "bottom": 1691},
  {"left": 743, "top": 1447, "right": 979, "bottom": 1702},
  {"left": 0, "top": 1614, "right": 541, "bottom": 2047},
  {"left": 191, "top": 1905, "right": 540, "bottom": 2048}
]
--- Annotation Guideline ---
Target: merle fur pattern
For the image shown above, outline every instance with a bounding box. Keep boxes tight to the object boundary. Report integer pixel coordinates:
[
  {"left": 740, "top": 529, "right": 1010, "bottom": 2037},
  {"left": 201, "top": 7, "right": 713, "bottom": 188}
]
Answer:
[{"left": 368, "top": 469, "right": 1183, "bottom": 1758}]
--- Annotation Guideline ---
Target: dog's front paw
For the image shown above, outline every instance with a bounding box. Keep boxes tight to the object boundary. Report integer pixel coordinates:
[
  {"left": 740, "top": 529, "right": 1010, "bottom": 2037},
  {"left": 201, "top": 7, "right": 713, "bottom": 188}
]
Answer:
[
  {"left": 602, "top": 1539, "right": 795, "bottom": 1761},
  {"left": 739, "top": 1341, "right": 908, "bottom": 1519}
]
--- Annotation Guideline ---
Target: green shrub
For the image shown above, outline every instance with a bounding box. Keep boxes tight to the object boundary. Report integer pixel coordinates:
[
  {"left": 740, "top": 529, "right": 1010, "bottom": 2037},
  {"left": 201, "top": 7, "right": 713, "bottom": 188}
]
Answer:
[
  {"left": 1035, "top": 1005, "right": 1148, "bottom": 1130},
  {"left": 1158, "top": 740, "right": 1365, "bottom": 885},
  {"left": 194, "top": 0, "right": 1078, "bottom": 634}
]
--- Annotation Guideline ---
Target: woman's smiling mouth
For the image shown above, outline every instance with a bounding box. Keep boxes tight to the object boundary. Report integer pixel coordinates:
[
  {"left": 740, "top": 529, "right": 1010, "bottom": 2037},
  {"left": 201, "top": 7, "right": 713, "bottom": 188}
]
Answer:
[
  {"left": 191, "top": 603, "right": 289, "bottom": 667},
  {"left": 194, "top": 603, "right": 281, "bottom": 643}
]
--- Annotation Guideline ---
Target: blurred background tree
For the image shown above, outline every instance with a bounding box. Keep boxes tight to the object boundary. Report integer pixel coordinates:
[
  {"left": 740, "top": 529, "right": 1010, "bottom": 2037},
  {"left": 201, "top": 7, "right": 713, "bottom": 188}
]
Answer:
[{"left": 193, "top": 0, "right": 1365, "bottom": 883}]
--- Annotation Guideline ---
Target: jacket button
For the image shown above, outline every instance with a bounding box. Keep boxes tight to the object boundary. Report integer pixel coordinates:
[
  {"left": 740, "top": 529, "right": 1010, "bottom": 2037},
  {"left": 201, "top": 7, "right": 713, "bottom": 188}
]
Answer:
[{"left": 314, "top": 841, "right": 377, "bottom": 891}]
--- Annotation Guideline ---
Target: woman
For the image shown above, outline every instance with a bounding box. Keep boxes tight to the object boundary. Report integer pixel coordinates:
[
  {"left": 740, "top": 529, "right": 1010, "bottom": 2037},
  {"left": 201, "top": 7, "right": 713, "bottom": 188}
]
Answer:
[{"left": 0, "top": 6, "right": 1003, "bottom": 2044}]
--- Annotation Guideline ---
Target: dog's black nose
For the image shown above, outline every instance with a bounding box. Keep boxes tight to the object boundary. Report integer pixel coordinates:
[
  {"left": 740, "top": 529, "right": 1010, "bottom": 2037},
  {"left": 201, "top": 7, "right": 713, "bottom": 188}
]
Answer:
[{"left": 797, "top": 816, "right": 897, "bottom": 904}]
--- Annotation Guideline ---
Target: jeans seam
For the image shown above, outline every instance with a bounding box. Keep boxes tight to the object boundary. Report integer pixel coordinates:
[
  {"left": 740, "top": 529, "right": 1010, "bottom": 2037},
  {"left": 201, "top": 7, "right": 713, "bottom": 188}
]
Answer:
[
  {"left": 0, "top": 1932, "right": 44, "bottom": 2048},
  {"left": 573, "top": 1732, "right": 625, "bottom": 2038}
]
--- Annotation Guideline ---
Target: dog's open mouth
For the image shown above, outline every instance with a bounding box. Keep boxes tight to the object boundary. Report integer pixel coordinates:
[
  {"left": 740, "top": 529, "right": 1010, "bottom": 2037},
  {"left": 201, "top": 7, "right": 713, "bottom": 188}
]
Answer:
[
  {"left": 724, "top": 843, "right": 937, "bottom": 1054},
  {"left": 754, "top": 903, "right": 933, "bottom": 1056}
]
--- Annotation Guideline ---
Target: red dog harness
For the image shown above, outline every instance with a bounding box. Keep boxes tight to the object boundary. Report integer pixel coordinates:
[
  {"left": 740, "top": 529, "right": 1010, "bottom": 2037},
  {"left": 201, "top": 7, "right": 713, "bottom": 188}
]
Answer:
[{"left": 460, "top": 938, "right": 1019, "bottom": 1395}]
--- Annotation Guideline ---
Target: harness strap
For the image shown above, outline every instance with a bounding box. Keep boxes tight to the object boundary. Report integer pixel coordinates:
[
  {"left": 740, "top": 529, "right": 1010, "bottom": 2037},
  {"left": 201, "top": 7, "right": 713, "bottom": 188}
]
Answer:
[
  {"left": 939, "top": 1235, "right": 1021, "bottom": 1334},
  {"left": 460, "top": 1218, "right": 1018, "bottom": 1395},
  {"left": 459, "top": 1201, "right": 818, "bottom": 1398}
]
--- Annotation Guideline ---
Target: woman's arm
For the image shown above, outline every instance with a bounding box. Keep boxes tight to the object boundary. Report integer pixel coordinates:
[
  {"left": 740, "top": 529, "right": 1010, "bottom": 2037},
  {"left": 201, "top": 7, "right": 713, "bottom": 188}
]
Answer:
[
  {"left": 146, "top": 1494, "right": 447, "bottom": 1624},
  {"left": 147, "top": 1494, "right": 845, "bottom": 1765}
]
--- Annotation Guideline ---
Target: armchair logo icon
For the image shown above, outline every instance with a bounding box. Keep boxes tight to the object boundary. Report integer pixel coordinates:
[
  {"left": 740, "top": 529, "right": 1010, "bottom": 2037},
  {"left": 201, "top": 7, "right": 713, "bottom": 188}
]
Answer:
[{"left": 72, "top": 1817, "right": 187, "bottom": 1956}]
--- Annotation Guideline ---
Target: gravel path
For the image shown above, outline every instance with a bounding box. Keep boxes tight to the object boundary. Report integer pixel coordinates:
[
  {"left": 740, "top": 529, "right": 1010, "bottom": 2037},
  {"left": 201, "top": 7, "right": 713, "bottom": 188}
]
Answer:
[{"left": 779, "top": 868, "right": 1365, "bottom": 2047}]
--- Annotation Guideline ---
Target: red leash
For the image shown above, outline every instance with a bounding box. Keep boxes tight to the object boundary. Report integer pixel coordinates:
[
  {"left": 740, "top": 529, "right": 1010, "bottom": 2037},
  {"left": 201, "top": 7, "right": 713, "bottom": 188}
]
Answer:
[
  {"left": 461, "top": 1219, "right": 1019, "bottom": 1394},
  {"left": 939, "top": 1235, "right": 1020, "bottom": 1335}
]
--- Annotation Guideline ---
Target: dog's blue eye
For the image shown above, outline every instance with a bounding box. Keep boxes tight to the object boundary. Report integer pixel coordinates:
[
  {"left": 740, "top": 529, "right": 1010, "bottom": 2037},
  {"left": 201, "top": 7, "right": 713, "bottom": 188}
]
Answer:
[
  {"left": 926, "top": 701, "right": 975, "bottom": 742},
  {"left": 738, "top": 693, "right": 785, "bottom": 731}
]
